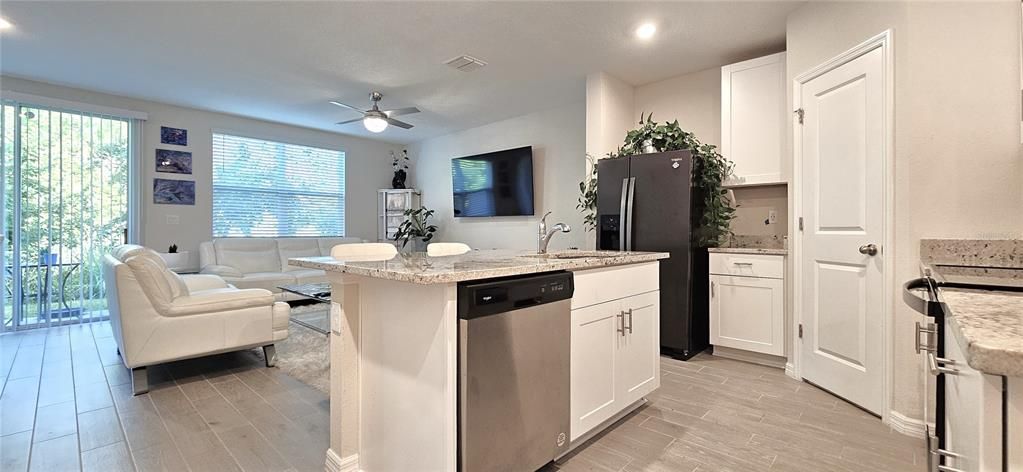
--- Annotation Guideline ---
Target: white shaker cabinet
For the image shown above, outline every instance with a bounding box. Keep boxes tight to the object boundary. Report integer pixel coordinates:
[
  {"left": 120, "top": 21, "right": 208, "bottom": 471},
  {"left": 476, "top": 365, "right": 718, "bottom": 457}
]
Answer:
[
  {"left": 709, "top": 253, "right": 785, "bottom": 356},
  {"left": 569, "top": 263, "right": 660, "bottom": 442},
  {"left": 721, "top": 51, "right": 787, "bottom": 186},
  {"left": 939, "top": 316, "right": 1004, "bottom": 472}
]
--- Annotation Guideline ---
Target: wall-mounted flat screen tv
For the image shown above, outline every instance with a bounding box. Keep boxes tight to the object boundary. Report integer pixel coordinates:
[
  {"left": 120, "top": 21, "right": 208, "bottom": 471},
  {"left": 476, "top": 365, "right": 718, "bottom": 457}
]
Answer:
[{"left": 451, "top": 146, "right": 534, "bottom": 217}]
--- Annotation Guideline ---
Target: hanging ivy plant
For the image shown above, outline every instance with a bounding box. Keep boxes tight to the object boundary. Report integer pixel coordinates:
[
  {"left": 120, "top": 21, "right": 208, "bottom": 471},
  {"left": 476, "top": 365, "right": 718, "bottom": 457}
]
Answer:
[{"left": 578, "top": 113, "right": 736, "bottom": 247}]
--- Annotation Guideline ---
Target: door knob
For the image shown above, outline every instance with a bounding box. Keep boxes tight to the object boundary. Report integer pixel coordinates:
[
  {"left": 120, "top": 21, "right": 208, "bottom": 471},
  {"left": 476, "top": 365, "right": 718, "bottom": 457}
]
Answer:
[{"left": 858, "top": 244, "right": 878, "bottom": 256}]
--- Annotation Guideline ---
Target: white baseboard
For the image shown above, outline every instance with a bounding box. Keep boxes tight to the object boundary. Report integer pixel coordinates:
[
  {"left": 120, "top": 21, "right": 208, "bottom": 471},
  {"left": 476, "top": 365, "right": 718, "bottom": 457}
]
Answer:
[
  {"left": 888, "top": 410, "right": 927, "bottom": 438},
  {"left": 710, "top": 346, "right": 786, "bottom": 370},
  {"left": 325, "top": 449, "right": 358, "bottom": 472},
  {"left": 784, "top": 362, "right": 798, "bottom": 380}
]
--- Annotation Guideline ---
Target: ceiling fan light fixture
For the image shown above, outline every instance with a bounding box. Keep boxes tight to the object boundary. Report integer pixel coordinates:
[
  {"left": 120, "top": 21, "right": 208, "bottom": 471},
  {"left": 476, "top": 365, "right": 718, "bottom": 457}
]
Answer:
[{"left": 363, "top": 116, "right": 388, "bottom": 133}]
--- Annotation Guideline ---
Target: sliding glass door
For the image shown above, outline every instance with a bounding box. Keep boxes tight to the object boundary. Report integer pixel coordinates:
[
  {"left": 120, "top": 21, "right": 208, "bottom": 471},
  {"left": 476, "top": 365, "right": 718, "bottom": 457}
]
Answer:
[{"left": 1, "top": 100, "right": 135, "bottom": 331}]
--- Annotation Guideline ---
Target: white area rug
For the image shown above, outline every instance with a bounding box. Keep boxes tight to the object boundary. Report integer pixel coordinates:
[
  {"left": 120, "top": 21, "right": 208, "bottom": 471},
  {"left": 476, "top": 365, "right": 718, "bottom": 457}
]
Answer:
[{"left": 276, "top": 304, "right": 330, "bottom": 393}]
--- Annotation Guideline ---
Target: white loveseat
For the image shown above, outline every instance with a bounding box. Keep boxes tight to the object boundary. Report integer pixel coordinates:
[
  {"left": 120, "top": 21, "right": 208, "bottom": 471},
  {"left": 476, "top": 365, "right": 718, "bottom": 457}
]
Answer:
[
  {"left": 103, "top": 245, "right": 290, "bottom": 394},
  {"left": 199, "top": 237, "right": 364, "bottom": 300}
]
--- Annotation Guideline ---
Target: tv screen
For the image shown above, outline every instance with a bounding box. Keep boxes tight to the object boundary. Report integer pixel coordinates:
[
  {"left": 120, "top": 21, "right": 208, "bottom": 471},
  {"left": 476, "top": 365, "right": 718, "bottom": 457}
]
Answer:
[{"left": 451, "top": 146, "right": 534, "bottom": 217}]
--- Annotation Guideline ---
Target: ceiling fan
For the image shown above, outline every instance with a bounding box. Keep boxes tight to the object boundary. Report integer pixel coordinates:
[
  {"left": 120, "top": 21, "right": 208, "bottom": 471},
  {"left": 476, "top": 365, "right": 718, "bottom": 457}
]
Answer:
[{"left": 330, "top": 91, "right": 420, "bottom": 133}]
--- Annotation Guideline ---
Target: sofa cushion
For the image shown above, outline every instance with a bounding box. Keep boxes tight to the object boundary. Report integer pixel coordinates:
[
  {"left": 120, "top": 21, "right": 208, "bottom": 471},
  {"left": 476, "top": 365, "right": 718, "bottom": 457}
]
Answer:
[
  {"left": 227, "top": 271, "right": 297, "bottom": 292},
  {"left": 214, "top": 239, "right": 281, "bottom": 273},
  {"left": 317, "top": 237, "right": 364, "bottom": 256},
  {"left": 277, "top": 238, "right": 322, "bottom": 272},
  {"left": 125, "top": 255, "right": 175, "bottom": 308},
  {"left": 164, "top": 271, "right": 189, "bottom": 299},
  {"left": 290, "top": 269, "right": 327, "bottom": 285}
]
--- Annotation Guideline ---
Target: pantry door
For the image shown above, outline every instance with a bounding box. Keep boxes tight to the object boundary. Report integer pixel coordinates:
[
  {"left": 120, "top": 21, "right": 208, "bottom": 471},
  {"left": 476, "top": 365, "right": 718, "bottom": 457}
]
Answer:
[{"left": 796, "top": 34, "right": 890, "bottom": 416}]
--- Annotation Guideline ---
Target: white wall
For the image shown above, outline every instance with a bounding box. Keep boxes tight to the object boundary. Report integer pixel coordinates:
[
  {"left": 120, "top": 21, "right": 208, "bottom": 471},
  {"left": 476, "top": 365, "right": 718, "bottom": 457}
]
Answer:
[
  {"left": 0, "top": 76, "right": 403, "bottom": 268},
  {"left": 408, "top": 101, "right": 586, "bottom": 251},
  {"left": 786, "top": 1, "right": 1023, "bottom": 421},
  {"left": 634, "top": 66, "right": 721, "bottom": 148}
]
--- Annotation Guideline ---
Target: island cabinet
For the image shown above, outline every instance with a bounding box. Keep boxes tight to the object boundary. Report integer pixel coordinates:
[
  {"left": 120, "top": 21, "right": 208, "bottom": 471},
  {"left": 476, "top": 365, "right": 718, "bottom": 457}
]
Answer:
[{"left": 569, "top": 262, "right": 660, "bottom": 442}]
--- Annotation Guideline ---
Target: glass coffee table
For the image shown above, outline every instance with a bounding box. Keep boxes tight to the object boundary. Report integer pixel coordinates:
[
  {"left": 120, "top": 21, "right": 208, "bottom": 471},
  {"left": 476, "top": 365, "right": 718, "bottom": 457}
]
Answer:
[{"left": 278, "top": 283, "right": 332, "bottom": 335}]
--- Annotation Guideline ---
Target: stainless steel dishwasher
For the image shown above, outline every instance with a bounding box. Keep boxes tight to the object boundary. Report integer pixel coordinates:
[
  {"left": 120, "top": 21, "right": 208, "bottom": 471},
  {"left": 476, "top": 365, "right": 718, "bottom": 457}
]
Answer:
[{"left": 457, "top": 271, "right": 574, "bottom": 472}]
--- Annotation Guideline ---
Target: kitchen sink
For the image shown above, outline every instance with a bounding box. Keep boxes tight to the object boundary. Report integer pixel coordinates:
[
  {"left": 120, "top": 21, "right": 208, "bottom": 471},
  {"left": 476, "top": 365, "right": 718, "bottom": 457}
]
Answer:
[{"left": 520, "top": 251, "right": 620, "bottom": 260}]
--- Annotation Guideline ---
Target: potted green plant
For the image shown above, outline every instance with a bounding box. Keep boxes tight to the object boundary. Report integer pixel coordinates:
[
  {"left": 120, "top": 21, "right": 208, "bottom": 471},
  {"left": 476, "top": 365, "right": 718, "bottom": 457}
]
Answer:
[
  {"left": 394, "top": 207, "right": 438, "bottom": 252},
  {"left": 577, "top": 113, "right": 735, "bottom": 247}
]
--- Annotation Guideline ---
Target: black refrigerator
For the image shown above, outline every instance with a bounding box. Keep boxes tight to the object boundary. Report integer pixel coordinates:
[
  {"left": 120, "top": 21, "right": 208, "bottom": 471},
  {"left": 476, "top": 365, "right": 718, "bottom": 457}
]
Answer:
[{"left": 596, "top": 150, "right": 708, "bottom": 360}]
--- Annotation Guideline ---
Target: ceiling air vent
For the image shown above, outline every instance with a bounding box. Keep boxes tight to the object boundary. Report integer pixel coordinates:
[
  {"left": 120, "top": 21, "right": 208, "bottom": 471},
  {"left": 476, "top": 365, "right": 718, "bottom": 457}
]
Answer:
[{"left": 444, "top": 55, "right": 487, "bottom": 72}]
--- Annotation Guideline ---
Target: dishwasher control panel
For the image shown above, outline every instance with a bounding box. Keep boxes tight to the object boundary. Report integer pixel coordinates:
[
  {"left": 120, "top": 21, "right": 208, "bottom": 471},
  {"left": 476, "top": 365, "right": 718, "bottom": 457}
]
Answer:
[{"left": 457, "top": 271, "right": 574, "bottom": 319}]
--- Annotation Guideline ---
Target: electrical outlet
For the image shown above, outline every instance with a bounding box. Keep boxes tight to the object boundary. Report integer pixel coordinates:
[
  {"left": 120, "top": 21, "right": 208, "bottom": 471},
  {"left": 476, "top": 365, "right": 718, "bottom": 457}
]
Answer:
[
  {"left": 166, "top": 214, "right": 180, "bottom": 225},
  {"left": 768, "top": 210, "right": 777, "bottom": 225}
]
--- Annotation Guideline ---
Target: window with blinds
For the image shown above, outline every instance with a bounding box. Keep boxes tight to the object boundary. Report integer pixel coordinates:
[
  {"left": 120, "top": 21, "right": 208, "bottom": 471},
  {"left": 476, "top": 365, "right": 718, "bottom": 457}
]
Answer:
[{"left": 212, "top": 133, "right": 345, "bottom": 237}]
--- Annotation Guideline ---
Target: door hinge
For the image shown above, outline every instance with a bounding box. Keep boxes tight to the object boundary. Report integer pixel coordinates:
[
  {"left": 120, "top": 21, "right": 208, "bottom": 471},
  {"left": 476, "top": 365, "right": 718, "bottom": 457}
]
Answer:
[
  {"left": 794, "top": 108, "right": 805, "bottom": 125},
  {"left": 798, "top": 217, "right": 804, "bottom": 231},
  {"left": 798, "top": 324, "right": 804, "bottom": 339}
]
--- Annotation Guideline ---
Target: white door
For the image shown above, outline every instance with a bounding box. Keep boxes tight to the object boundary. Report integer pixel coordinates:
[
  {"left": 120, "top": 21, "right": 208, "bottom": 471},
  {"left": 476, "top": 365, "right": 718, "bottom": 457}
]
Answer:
[
  {"left": 710, "top": 275, "right": 785, "bottom": 356},
  {"left": 569, "top": 300, "right": 620, "bottom": 440},
  {"left": 798, "top": 45, "right": 886, "bottom": 414},
  {"left": 616, "top": 291, "right": 659, "bottom": 407}
]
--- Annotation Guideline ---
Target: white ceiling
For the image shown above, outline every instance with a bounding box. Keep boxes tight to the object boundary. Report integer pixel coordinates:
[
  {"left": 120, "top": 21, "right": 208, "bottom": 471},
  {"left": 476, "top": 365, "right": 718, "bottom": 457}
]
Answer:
[{"left": 0, "top": 1, "right": 802, "bottom": 144}]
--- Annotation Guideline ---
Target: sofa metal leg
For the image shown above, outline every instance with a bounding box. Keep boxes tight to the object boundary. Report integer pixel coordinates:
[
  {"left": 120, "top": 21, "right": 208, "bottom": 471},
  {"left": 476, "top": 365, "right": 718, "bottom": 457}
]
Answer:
[
  {"left": 263, "top": 344, "right": 277, "bottom": 368},
  {"left": 131, "top": 367, "right": 149, "bottom": 396}
]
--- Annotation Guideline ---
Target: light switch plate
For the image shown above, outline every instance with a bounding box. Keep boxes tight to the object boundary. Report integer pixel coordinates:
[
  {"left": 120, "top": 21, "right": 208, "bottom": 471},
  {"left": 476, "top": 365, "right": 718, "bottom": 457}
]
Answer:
[{"left": 166, "top": 214, "right": 180, "bottom": 225}]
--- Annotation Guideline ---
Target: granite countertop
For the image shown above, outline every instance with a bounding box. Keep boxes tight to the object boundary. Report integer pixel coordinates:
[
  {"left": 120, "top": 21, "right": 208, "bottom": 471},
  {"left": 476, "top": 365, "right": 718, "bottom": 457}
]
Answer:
[
  {"left": 939, "top": 288, "right": 1023, "bottom": 377},
  {"left": 290, "top": 249, "right": 670, "bottom": 285},
  {"left": 708, "top": 247, "right": 788, "bottom": 256}
]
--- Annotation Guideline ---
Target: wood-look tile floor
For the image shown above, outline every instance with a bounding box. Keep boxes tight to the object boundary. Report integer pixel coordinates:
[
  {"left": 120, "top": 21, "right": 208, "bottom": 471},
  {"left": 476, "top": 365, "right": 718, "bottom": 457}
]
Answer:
[
  {"left": 554, "top": 354, "right": 926, "bottom": 472},
  {"left": 1, "top": 322, "right": 328, "bottom": 472},
  {"left": 2, "top": 322, "right": 925, "bottom": 472}
]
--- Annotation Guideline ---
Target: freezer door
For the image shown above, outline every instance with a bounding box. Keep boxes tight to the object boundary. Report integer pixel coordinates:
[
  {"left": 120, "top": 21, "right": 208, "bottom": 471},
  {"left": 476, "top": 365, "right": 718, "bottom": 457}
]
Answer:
[
  {"left": 628, "top": 151, "right": 695, "bottom": 353},
  {"left": 596, "top": 157, "right": 630, "bottom": 250}
]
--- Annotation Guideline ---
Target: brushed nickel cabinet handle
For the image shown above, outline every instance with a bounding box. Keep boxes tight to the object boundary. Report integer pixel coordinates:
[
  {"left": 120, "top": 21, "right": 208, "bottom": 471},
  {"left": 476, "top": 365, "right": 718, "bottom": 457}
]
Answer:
[
  {"left": 915, "top": 321, "right": 937, "bottom": 354},
  {"left": 616, "top": 311, "right": 625, "bottom": 337},
  {"left": 624, "top": 308, "right": 633, "bottom": 334},
  {"left": 927, "top": 352, "right": 958, "bottom": 376}
]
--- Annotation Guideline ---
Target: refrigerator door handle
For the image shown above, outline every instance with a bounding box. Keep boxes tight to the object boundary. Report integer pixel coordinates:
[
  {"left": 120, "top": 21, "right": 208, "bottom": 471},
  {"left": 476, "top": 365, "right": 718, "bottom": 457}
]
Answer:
[
  {"left": 625, "top": 177, "right": 636, "bottom": 251},
  {"left": 619, "top": 178, "right": 629, "bottom": 251}
]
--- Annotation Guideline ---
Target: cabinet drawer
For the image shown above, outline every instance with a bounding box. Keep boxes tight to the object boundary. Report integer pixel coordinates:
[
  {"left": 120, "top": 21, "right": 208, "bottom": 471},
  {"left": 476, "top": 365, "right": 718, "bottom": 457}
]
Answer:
[
  {"left": 571, "top": 262, "right": 658, "bottom": 310},
  {"left": 709, "top": 253, "right": 784, "bottom": 279}
]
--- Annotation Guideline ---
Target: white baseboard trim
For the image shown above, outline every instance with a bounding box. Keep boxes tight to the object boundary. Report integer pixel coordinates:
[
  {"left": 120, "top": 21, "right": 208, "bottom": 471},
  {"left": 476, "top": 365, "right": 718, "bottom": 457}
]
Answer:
[
  {"left": 784, "top": 362, "right": 798, "bottom": 380},
  {"left": 888, "top": 410, "right": 927, "bottom": 438},
  {"left": 710, "top": 346, "right": 786, "bottom": 370},
  {"left": 325, "top": 449, "right": 358, "bottom": 472}
]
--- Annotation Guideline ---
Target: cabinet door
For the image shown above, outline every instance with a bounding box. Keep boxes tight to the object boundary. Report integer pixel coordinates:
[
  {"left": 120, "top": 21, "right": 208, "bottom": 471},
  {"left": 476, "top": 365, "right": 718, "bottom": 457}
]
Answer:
[
  {"left": 721, "top": 52, "right": 786, "bottom": 186},
  {"left": 942, "top": 317, "right": 1003, "bottom": 472},
  {"left": 616, "top": 291, "right": 660, "bottom": 407},
  {"left": 709, "top": 275, "right": 784, "bottom": 356},
  {"left": 570, "top": 300, "right": 621, "bottom": 441}
]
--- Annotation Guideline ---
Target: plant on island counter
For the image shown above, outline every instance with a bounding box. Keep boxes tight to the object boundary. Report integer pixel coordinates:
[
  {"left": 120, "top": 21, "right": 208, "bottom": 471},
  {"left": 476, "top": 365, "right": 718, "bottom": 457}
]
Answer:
[
  {"left": 577, "top": 113, "right": 736, "bottom": 247},
  {"left": 394, "top": 207, "right": 438, "bottom": 249}
]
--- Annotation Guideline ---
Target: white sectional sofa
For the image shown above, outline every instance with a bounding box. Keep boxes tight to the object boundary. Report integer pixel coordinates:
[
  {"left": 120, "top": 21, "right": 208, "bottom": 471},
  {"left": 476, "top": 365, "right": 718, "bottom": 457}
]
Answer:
[
  {"left": 199, "top": 237, "right": 364, "bottom": 300},
  {"left": 103, "top": 245, "right": 290, "bottom": 395}
]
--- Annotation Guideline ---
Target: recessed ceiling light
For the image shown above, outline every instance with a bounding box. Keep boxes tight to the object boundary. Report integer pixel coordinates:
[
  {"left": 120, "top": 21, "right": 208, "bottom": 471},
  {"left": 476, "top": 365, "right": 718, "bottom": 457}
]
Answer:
[
  {"left": 0, "top": 17, "right": 12, "bottom": 30},
  {"left": 635, "top": 22, "right": 657, "bottom": 40}
]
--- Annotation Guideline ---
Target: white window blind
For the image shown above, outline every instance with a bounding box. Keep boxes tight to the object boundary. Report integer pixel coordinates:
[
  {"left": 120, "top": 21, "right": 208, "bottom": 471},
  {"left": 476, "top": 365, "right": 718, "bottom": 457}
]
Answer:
[{"left": 212, "top": 133, "right": 345, "bottom": 237}]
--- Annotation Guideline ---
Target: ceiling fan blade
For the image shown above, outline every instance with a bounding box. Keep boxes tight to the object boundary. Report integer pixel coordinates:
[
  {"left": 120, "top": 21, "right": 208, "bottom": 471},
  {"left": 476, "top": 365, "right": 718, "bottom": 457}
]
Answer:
[
  {"left": 335, "top": 118, "right": 364, "bottom": 125},
  {"left": 384, "top": 117, "right": 414, "bottom": 129},
  {"left": 383, "top": 107, "right": 420, "bottom": 117},
  {"left": 329, "top": 101, "right": 365, "bottom": 113}
]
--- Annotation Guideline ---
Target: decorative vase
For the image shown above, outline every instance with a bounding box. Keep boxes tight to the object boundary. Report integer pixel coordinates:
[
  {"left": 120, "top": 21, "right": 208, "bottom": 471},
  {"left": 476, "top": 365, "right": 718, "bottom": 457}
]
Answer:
[{"left": 392, "top": 169, "right": 407, "bottom": 189}]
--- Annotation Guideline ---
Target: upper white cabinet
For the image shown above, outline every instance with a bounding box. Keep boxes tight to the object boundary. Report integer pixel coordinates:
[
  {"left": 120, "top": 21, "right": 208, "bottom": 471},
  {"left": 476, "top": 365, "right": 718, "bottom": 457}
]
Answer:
[{"left": 721, "top": 52, "right": 787, "bottom": 187}]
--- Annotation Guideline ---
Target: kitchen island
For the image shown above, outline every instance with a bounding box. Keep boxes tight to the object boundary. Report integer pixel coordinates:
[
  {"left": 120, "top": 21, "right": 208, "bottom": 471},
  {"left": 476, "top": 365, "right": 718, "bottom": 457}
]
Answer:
[{"left": 290, "top": 249, "right": 669, "bottom": 472}]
